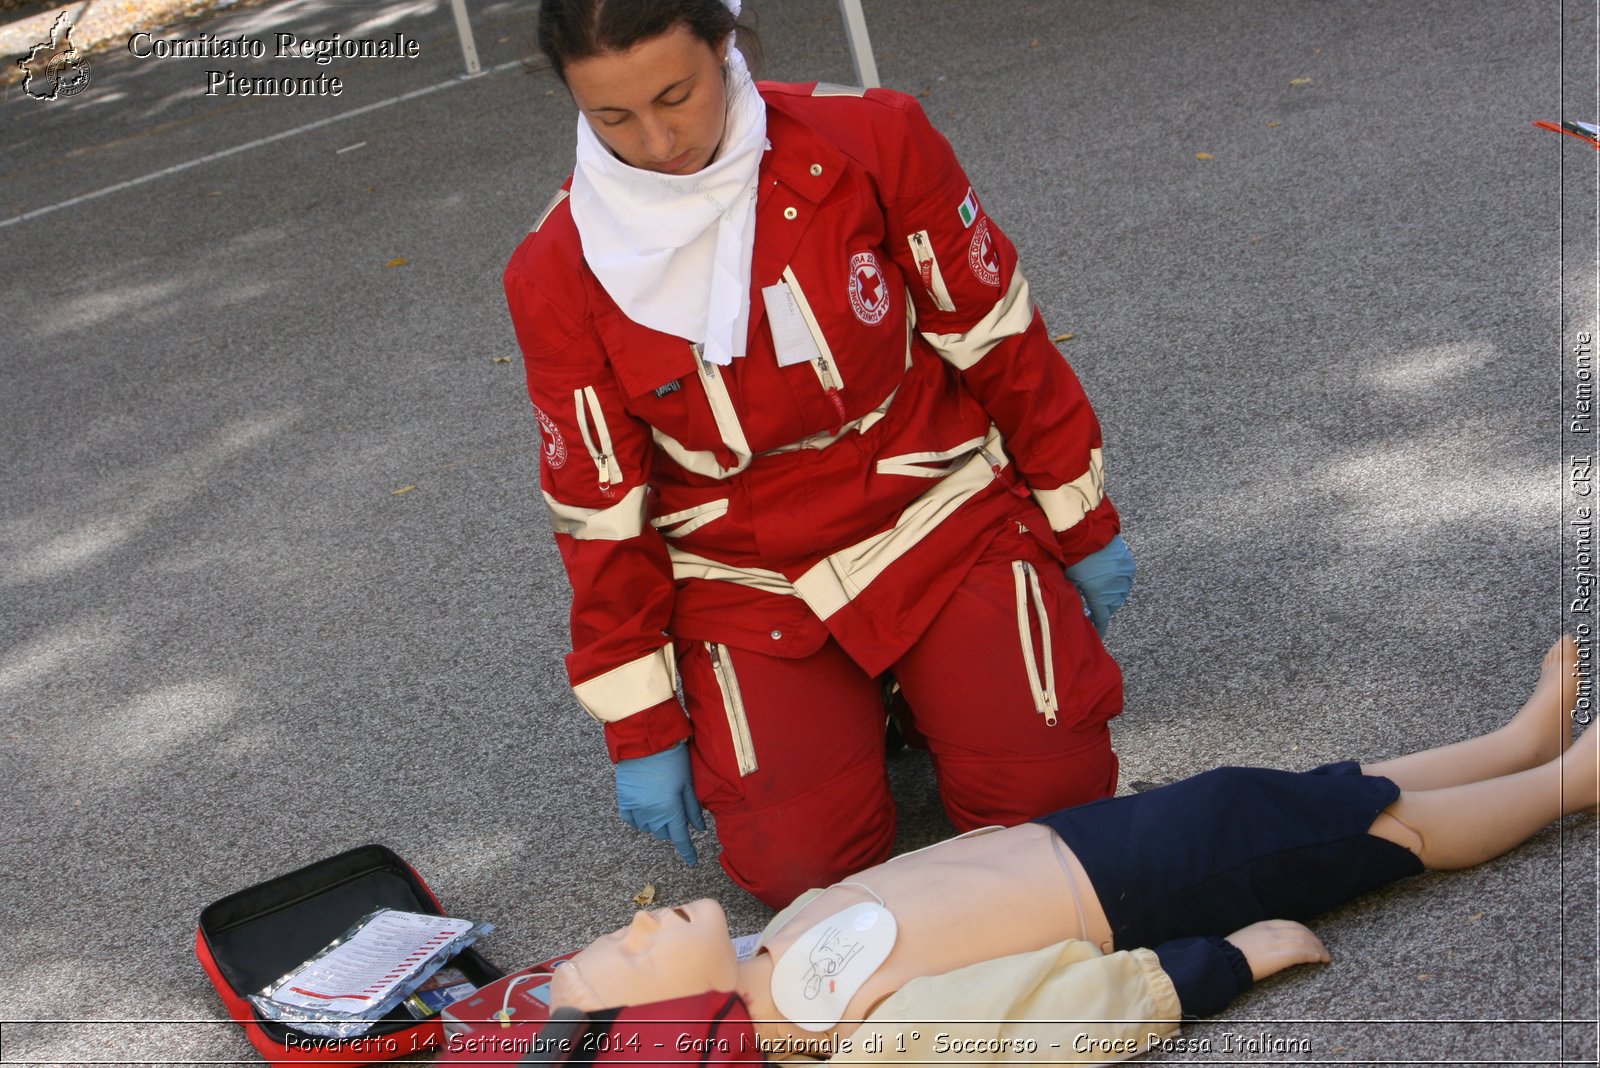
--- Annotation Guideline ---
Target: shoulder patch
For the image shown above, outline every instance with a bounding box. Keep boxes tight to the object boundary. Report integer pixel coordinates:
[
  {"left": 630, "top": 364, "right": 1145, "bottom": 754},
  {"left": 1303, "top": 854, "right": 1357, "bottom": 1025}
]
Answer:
[
  {"left": 812, "top": 82, "right": 866, "bottom": 98},
  {"left": 532, "top": 188, "right": 570, "bottom": 234}
]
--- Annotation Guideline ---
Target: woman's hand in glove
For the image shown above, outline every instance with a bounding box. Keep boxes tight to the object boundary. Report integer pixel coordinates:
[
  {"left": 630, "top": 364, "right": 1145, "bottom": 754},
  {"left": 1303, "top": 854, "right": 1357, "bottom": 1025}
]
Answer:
[
  {"left": 614, "top": 741, "right": 705, "bottom": 864},
  {"left": 1064, "top": 534, "right": 1135, "bottom": 635}
]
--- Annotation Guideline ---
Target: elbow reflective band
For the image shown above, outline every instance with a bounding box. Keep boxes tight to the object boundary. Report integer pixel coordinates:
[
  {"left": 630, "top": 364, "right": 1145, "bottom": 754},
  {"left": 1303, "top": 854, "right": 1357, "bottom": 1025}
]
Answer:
[
  {"left": 1030, "top": 447, "right": 1106, "bottom": 533},
  {"left": 920, "top": 268, "right": 1034, "bottom": 371},
  {"left": 572, "top": 645, "right": 679, "bottom": 723},
  {"left": 544, "top": 484, "right": 649, "bottom": 540}
]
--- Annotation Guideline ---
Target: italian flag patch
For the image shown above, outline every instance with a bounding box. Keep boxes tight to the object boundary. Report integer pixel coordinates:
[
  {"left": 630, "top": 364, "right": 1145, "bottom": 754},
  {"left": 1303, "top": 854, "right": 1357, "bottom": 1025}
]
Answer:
[{"left": 958, "top": 188, "right": 979, "bottom": 228}]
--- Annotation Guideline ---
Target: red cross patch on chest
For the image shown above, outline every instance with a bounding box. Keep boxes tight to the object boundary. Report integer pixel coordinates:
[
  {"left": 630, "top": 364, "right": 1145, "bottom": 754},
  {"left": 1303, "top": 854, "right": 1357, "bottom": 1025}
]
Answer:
[{"left": 848, "top": 250, "right": 890, "bottom": 326}]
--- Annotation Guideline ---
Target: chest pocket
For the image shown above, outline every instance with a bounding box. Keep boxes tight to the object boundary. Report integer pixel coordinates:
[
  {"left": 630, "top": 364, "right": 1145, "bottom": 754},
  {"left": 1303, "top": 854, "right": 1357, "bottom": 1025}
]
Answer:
[
  {"left": 598, "top": 305, "right": 700, "bottom": 400},
  {"left": 594, "top": 304, "right": 749, "bottom": 478}
]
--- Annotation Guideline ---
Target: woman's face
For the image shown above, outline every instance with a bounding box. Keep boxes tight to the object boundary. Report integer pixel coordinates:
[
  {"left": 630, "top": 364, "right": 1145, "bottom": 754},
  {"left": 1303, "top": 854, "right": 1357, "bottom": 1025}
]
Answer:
[
  {"left": 564, "top": 23, "right": 731, "bottom": 175},
  {"left": 550, "top": 898, "right": 740, "bottom": 1010}
]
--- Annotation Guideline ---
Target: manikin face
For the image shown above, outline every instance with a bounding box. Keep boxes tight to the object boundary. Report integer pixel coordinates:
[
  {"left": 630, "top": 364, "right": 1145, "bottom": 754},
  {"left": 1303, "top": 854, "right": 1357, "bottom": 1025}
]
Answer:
[
  {"left": 550, "top": 898, "right": 740, "bottom": 1010},
  {"left": 564, "top": 23, "right": 732, "bottom": 176}
]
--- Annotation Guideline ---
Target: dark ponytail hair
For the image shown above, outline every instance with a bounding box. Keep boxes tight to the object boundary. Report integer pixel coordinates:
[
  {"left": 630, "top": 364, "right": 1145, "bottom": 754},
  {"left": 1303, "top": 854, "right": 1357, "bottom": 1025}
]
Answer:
[{"left": 537, "top": 0, "right": 758, "bottom": 83}]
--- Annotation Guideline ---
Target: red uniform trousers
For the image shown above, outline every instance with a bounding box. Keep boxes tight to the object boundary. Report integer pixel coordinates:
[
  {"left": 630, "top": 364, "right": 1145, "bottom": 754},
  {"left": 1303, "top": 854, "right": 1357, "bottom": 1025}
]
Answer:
[{"left": 678, "top": 518, "right": 1122, "bottom": 908}]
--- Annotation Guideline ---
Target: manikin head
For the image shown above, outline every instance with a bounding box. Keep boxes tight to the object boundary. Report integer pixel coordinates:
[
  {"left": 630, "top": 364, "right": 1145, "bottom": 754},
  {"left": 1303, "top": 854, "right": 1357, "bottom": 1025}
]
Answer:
[
  {"left": 536, "top": 0, "right": 749, "bottom": 175},
  {"left": 549, "top": 898, "right": 741, "bottom": 1011}
]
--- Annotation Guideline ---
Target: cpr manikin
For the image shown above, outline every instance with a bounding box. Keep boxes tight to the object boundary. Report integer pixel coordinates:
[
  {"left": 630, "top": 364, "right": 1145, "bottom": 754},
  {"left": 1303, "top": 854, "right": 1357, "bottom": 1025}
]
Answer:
[{"left": 549, "top": 638, "right": 1596, "bottom": 1060}]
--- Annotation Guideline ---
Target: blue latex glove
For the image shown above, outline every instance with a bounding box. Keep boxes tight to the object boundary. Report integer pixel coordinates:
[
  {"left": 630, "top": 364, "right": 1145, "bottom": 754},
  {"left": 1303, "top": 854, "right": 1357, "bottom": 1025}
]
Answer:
[
  {"left": 614, "top": 742, "right": 705, "bottom": 865},
  {"left": 1064, "top": 534, "right": 1135, "bottom": 636}
]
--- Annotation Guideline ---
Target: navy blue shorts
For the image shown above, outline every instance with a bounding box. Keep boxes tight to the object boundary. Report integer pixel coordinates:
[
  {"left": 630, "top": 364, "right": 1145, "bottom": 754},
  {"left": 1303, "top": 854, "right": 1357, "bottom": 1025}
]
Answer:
[{"left": 1035, "top": 762, "right": 1425, "bottom": 949}]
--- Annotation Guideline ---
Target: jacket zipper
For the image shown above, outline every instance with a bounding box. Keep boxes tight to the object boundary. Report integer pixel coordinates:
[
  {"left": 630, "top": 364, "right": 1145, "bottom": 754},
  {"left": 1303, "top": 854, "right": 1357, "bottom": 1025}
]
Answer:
[
  {"left": 813, "top": 355, "right": 848, "bottom": 428},
  {"left": 574, "top": 386, "right": 621, "bottom": 499},
  {"left": 708, "top": 642, "right": 759, "bottom": 776},
  {"left": 1012, "top": 560, "right": 1059, "bottom": 725},
  {"left": 778, "top": 267, "right": 848, "bottom": 430}
]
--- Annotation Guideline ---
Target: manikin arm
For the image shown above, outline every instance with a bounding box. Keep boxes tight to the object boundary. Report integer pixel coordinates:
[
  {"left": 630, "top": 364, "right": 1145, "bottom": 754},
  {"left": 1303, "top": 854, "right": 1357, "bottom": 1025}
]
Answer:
[
  {"left": 827, "top": 938, "right": 1182, "bottom": 1064},
  {"left": 1228, "top": 920, "right": 1331, "bottom": 981},
  {"left": 823, "top": 924, "right": 1329, "bottom": 1063},
  {"left": 1152, "top": 921, "right": 1326, "bottom": 1020}
]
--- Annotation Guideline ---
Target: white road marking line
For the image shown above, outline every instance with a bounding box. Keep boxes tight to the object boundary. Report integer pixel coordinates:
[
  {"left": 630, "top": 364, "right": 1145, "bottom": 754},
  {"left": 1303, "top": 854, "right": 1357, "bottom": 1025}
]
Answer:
[{"left": 1, "top": 58, "right": 520, "bottom": 230}]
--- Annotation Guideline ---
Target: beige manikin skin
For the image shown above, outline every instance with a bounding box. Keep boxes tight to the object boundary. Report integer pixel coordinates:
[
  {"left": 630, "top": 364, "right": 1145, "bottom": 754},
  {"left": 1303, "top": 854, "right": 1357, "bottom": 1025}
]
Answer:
[{"left": 552, "top": 637, "right": 1594, "bottom": 1050}]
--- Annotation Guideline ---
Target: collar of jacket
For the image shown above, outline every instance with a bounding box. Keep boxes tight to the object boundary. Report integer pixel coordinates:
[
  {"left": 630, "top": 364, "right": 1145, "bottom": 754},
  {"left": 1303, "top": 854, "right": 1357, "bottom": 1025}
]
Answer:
[
  {"left": 744, "top": 89, "right": 849, "bottom": 340},
  {"left": 595, "top": 86, "right": 851, "bottom": 396}
]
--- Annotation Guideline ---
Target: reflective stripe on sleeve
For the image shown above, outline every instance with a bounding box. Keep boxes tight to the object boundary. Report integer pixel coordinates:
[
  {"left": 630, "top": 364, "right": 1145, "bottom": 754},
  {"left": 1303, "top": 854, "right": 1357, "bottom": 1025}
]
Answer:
[
  {"left": 1031, "top": 447, "right": 1106, "bottom": 533},
  {"left": 543, "top": 484, "right": 648, "bottom": 541},
  {"left": 572, "top": 645, "right": 679, "bottom": 724},
  {"left": 920, "top": 267, "right": 1034, "bottom": 371}
]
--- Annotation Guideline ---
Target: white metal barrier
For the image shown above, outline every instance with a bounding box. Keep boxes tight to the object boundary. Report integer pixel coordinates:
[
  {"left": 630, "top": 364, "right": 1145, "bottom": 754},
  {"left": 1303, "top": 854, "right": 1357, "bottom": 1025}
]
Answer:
[
  {"left": 448, "top": 0, "right": 481, "bottom": 76},
  {"left": 837, "top": 0, "right": 880, "bottom": 88},
  {"left": 446, "top": 0, "right": 880, "bottom": 87}
]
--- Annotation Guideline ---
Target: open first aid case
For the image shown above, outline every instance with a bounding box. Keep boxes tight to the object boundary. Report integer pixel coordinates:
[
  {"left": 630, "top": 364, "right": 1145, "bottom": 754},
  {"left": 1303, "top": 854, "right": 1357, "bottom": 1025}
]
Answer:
[{"left": 196, "top": 844, "right": 504, "bottom": 1067}]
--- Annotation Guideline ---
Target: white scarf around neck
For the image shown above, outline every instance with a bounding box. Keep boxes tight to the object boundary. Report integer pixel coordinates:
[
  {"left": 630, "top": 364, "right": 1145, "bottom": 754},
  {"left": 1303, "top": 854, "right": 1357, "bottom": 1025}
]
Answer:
[{"left": 569, "top": 16, "right": 767, "bottom": 366}]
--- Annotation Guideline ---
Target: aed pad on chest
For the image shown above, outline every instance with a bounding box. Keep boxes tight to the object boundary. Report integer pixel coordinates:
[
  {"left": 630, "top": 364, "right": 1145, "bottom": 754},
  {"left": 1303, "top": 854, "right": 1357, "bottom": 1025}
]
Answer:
[{"left": 769, "top": 902, "right": 897, "bottom": 1031}]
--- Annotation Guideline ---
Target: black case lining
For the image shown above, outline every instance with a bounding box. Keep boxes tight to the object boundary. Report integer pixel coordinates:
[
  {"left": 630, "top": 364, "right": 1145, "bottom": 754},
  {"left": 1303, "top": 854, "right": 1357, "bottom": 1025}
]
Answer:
[{"left": 200, "top": 844, "right": 501, "bottom": 1043}]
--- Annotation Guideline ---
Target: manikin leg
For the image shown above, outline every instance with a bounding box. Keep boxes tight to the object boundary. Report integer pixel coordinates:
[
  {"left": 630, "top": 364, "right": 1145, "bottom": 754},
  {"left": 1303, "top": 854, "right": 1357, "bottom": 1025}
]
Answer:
[
  {"left": 1363, "top": 637, "right": 1578, "bottom": 791},
  {"left": 1360, "top": 641, "right": 1596, "bottom": 870}
]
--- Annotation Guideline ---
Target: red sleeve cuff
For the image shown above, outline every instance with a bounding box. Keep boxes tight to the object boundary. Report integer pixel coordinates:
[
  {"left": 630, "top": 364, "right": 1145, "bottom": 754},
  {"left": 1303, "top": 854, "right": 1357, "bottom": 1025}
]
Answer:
[
  {"left": 1054, "top": 497, "right": 1121, "bottom": 567},
  {"left": 603, "top": 698, "right": 693, "bottom": 763}
]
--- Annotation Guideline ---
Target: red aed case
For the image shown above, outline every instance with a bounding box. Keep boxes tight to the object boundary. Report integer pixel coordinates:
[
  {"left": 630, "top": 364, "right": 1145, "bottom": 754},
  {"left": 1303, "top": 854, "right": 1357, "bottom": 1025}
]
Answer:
[
  {"left": 438, "top": 960, "right": 570, "bottom": 1060},
  {"left": 196, "top": 844, "right": 504, "bottom": 1067},
  {"left": 1533, "top": 119, "right": 1600, "bottom": 149},
  {"left": 438, "top": 977, "right": 762, "bottom": 1067}
]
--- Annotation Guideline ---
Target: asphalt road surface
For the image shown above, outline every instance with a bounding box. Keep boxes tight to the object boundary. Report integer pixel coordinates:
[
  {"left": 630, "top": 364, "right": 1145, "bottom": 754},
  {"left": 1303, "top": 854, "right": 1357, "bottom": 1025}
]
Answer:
[{"left": 3, "top": 1, "right": 1597, "bottom": 1064}]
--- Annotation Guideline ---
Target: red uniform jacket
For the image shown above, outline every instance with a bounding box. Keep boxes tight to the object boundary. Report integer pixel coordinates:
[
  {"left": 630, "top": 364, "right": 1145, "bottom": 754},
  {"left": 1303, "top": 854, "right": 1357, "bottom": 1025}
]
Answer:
[{"left": 504, "top": 83, "right": 1119, "bottom": 761}]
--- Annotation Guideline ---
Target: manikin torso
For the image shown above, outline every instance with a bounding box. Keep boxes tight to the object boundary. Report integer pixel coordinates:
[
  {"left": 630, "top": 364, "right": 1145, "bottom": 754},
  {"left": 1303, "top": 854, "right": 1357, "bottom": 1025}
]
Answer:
[{"left": 739, "top": 823, "right": 1113, "bottom": 1046}]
